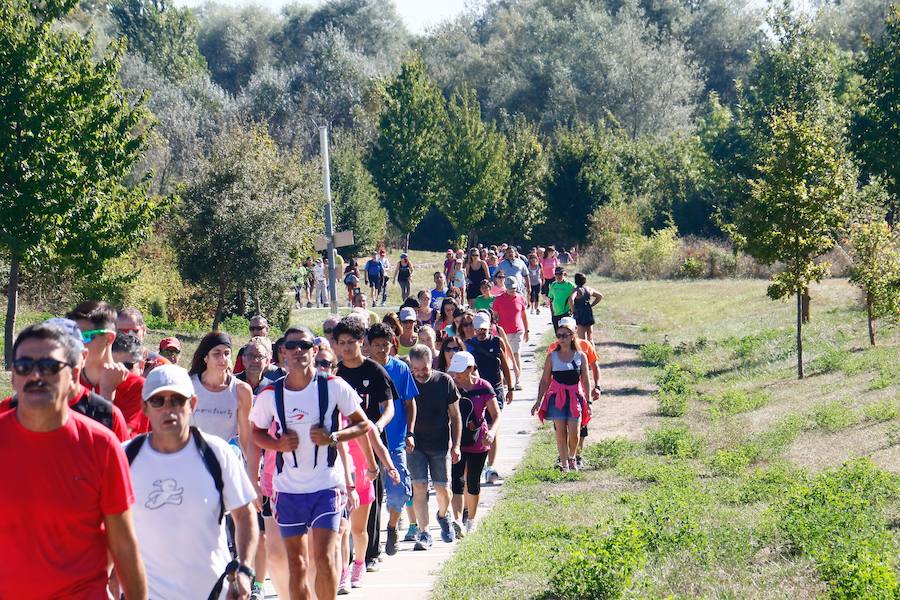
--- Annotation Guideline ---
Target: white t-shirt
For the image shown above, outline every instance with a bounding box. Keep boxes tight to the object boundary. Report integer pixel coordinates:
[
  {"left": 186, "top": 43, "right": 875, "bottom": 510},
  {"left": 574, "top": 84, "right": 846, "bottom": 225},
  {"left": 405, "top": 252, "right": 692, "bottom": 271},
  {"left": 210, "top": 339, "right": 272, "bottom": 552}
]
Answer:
[
  {"left": 126, "top": 432, "right": 257, "bottom": 600},
  {"left": 250, "top": 375, "right": 362, "bottom": 494}
]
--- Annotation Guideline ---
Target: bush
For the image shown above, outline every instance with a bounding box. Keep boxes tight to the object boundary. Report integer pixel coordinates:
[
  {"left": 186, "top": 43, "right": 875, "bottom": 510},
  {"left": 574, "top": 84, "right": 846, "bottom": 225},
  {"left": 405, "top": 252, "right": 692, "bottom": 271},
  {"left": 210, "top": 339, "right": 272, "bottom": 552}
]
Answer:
[
  {"left": 221, "top": 315, "right": 250, "bottom": 336},
  {"left": 811, "top": 401, "right": 858, "bottom": 433},
  {"left": 811, "top": 346, "right": 850, "bottom": 374},
  {"left": 712, "top": 389, "right": 772, "bottom": 417},
  {"left": 645, "top": 422, "right": 703, "bottom": 459},
  {"left": 863, "top": 398, "right": 899, "bottom": 423},
  {"left": 657, "top": 389, "right": 688, "bottom": 417},
  {"left": 708, "top": 443, "right": 761, "bottom": 476},
  {"left": 655, "top": 363, "right": 693, "bottom": 394},
  {"left": 616, "top": 455, "right": 697, "bottom": 483},
  {"left": 625, "top": 480, "right": 708, "bottom": 555},
  {"left": 550, "top": 524, "right": 646, "bottom": 600},
  {"left": 679, "top": 256, "right": 705, "bottom": 278},
  {"left": 639, "top": 340, "right": 674, "bottom": 366},
  {"left": 582, "top": 438, "right": 636, "bottom": 469},
  {"left": 610, "top": 226, "right": 680, "bottom": 279},
  {"left": 733, "top": 462, "right": 806, "bottom": 504}
]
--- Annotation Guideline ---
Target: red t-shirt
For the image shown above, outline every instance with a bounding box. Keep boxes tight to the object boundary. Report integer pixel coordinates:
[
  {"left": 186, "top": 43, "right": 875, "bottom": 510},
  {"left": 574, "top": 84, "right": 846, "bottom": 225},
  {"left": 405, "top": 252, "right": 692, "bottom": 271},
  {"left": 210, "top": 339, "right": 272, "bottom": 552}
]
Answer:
[
  {"left": 84, "top": 372, "right": 148, "bottom": 436},
  {"left": 1, "top": 387, "right": 130, "bottom": 442},
  {"left": 493, "top": 292, "right": 526, "bottom": 334},
  {"left": 0, "top": 409, "right": 134, "bottom": 599}
]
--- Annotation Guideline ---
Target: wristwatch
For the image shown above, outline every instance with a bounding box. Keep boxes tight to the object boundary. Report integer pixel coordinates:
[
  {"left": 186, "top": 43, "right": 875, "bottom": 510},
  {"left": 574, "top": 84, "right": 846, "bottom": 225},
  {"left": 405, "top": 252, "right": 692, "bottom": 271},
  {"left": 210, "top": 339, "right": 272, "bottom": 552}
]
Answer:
[
  {"left": 225, "top": 560, "right": 255, "bottom": 582},
  {"left": 329, "top": 432, "right": 339, "bottom": 447},
  {"left": 406, "top": 432, "right": 415, "bottom": 439}
]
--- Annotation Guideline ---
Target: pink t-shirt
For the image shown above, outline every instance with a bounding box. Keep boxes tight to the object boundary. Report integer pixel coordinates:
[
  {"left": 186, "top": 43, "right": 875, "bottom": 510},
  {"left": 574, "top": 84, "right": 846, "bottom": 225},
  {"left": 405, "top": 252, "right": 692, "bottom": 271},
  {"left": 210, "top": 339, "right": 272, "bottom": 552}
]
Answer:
[
  {"left": 493, "top": 293, "right": 526, "bottom": 334},
  {"left": 540, "top": 257, "right": 559, "bottom": 279}
]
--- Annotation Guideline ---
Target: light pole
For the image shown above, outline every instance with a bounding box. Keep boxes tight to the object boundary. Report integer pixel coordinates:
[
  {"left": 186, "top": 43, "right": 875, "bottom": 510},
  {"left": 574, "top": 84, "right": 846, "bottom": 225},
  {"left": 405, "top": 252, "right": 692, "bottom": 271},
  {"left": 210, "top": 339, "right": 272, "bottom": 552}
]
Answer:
[{"left": 319, "top": 125, "right": 339, "bottom": 314}]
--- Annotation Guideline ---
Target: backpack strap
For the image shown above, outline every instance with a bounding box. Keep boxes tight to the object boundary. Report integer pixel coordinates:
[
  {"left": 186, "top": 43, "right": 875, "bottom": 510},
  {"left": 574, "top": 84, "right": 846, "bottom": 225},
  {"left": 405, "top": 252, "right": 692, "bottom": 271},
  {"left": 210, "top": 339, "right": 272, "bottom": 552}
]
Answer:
[
  {"left": 315, "top": 372, "right": 338, "bottom": 468},
  {"left": 125, "top": 434, "right": 148, "bottom": 465},
  {"left": 190, "top": 427, "right": 225, "bottom": 525},
  {"left": 274, "top": 379, "right": 297, "bottom": 474}
]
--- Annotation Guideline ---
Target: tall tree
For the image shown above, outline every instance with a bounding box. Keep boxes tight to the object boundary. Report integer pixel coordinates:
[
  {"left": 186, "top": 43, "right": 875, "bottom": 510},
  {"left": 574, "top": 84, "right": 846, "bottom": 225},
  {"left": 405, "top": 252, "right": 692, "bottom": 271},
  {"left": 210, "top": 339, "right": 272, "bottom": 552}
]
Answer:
[
  {"left": 174, "top": 125, "right": 318, "bottom": 329},
  {"left": 368, "top": 57, "right": 446, "bottom": 251},
  {"left": 331, "top": 137, "right": 386, "bottom": 257},
  {"left": 849, "top": 219, "right": 900, "bottom": 345},
  {"left": 850, "top": 5, "right": 900, "bottom": 224},
  {"left": 438, "top": 87, "right": 510, "bottom": 245},
  {"left": 726, "top": 109, "right": 855, "bottom": 379},
  {"left": 0, "top": 0, "right": 163, "bottom": 367},
  {"left": 111, "top": 0, "right": 207, "bottom": 82}
]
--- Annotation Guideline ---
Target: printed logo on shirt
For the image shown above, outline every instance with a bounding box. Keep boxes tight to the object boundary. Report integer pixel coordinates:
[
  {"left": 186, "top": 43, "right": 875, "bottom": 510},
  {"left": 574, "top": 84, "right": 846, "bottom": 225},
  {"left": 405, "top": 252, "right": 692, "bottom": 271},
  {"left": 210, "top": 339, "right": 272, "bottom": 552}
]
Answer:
[
  {"left": 145, "top": 478, "right": 184, "bottom": 509},
  {"left": 362, "top": 379, "right": 370, "bottom": 388},
  {"left": 288, "top": 406, "right": 311, "bottom": 424}
]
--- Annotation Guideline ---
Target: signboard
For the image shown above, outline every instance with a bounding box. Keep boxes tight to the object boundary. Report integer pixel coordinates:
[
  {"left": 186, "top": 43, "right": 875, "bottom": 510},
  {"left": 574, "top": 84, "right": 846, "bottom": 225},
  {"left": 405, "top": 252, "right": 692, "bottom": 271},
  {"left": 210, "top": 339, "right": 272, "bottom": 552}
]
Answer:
[{"left": 314, "top": 230, "right": 354, "bottom": 252}]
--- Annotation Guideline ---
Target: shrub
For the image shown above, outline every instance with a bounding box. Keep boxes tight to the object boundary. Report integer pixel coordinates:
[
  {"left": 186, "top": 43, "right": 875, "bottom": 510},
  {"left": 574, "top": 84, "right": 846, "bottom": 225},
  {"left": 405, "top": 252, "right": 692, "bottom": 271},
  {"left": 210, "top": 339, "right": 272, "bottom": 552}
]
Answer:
[
  {"left": 811, "top": 401, "right": 858, "bottom": 433},
  {"left": 220, "top": 315, "right": 250, "bottom": 336},
  {"left": 723, "top": 329, "right": 780, "bottom": 361},
  {"left": 708, "top": 443, "right": 761, "bottom": 476},
  {"left": 657, "top": 389, "right": 688, "bottom": 417},
  {"left": 734, "top": 462, "right": 806, "bottom": 504},
  {"left": 863, "top": 398, "right": 899, "bottom": 423},
  {"left": 615, "top": 455, "right": 697, "bottom": 483},
  {"left": 610, "top": 227, "right": 680, "bottom": 279},
  {"left": 626, "top": 480, "right": 708, "bottom": 555},
  {"left": 550, "top": 524, "right": 646, "bottom": 600},
  {"left": 655, "top": 363, "right": 693, "bottom": 394},
  {"left": 810, "top": 346, "right": 850, "bottom": 374},
  {"left": 639, "top": 340, "right": 674, "bottom": 366},
  {"left": 679, "top": 256, "right": 705, "bottom": 278},
  {"left": 645, "top": 422, "right": 703, "bottom": 459},
  {"left": 712, "top": 389, "right": 772, "bottom": 417},
  {"left": 582, "top": 438, "right": 636, "bottom": 469}
]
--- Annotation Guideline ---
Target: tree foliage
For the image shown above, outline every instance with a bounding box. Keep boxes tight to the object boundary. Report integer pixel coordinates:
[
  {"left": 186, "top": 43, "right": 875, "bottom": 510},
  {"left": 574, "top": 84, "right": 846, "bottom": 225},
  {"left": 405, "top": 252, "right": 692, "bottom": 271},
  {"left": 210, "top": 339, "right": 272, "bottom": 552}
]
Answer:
[
  {"left": 174, "top": 126, "right": 318, "bottom": 329},
  {"left": 330, "top": 136, "right": 386, "bottom": 257},
  {"left": 0, "top": 0, "right": 164, "bottom": 365},
  {"left": 368, "top": 57, "right": 446, "bottom": 245},
  {"left": 849, "top": 220, "right": 900, "bottom": 345}
]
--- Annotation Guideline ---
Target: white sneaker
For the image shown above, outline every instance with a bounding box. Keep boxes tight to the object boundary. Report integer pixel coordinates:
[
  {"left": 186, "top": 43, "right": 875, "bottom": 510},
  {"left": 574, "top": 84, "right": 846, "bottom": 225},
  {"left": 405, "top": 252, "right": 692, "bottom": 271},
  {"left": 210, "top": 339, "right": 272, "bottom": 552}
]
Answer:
[{"left": 465, "top": 519, "right": 477, "bottom": 534}]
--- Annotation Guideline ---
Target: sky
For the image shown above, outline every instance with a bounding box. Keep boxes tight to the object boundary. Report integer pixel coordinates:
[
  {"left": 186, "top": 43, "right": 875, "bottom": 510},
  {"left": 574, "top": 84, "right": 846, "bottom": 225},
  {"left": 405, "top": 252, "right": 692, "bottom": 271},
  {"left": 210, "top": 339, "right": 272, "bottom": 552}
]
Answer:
[{"left": 175, "top": 0, "right": 471, "bottom": 34}]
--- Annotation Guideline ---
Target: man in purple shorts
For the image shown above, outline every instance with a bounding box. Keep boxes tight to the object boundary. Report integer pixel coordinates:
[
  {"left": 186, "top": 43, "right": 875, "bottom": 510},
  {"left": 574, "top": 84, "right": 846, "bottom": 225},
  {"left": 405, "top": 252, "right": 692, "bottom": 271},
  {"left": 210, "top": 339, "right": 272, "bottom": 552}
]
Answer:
[{"left": 250, "top": 326, "right": 372, "bottom": 600}]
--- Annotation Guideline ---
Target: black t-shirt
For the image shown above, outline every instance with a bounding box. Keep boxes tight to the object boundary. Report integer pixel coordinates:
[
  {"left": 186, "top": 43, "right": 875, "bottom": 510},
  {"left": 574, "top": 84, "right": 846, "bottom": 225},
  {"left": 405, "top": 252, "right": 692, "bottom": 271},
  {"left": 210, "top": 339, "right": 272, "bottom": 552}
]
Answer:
[
  {"left": 413, "top": 371, "right": 460, "bottom": 452},
  {"left": 466, "top": 336, "right": 503, "bottom": 387},
  {"left": 337, "top": 358, "right": 395, "bottom": 424}
]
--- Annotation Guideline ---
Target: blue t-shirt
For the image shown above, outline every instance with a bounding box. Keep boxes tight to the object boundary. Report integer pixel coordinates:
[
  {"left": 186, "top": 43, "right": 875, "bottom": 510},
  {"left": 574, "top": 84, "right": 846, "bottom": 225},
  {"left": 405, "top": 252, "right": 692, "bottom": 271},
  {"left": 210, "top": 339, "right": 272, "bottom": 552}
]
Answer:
[
  {"left": 365, "top": 259, "right": 384, "bottom": 281},
  {"left": 382, "top": 356, "right": 419, "bottom": 449},
  {"left": 430, "top": 288, "right": 447, "bottom": 309}
]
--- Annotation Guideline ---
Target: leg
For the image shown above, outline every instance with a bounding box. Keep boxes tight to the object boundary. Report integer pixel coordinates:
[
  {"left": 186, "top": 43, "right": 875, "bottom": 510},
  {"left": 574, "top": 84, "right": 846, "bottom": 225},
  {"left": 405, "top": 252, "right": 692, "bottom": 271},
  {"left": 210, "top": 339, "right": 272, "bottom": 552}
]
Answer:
[
  {"left": 412, "top": 482, "right": 430, "bottom": 530},
  {"left": 365, "top": 473, "right": 383, "bottom": 562},
  {"left": 264, "top": 516, "right": 290, "bottom": 599},
  {"left": 464, "top": 451, "right": 489, "bottom": 521},
  {"left": 554, "top": 419, "right": 569, "bottom": 465},
  {"left": 282, "top": 534, "right": 311, "bottom": 600},
  {"left": 567, "top": 420, "right": 580, "bottom": 461},
  {"left": 309, "top": 527, "right": 341, "bottom": 600},
  {"left": 450, "top": 455, "right": 466, "bottom": 521},
  {"left": 254, "top": 530, "right": 267, "bottom": 594},
  {"left": 350, "top": 503, "right": 371, "bottom": 565}
]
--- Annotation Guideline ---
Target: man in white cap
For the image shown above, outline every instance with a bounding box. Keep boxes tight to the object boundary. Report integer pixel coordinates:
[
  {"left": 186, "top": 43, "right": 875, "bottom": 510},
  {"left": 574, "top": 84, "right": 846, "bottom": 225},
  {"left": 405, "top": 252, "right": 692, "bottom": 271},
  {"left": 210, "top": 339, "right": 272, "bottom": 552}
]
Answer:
[
  {"left": 397, "top": 307, "right": 419, "bottom": 357},
  {"left": 127, "top": 364, "right": 260, "bottom": 600},
  {"left": 465, "top": 313, "right": 513, "bottom": 484}
]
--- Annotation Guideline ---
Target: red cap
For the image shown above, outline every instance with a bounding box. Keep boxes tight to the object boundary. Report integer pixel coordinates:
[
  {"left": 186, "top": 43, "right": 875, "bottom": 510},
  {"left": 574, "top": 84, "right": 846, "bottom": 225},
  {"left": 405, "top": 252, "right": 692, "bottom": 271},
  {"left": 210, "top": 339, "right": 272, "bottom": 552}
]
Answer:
[{"left": 159, "top": 337, "right": 181, "bottom": 351}]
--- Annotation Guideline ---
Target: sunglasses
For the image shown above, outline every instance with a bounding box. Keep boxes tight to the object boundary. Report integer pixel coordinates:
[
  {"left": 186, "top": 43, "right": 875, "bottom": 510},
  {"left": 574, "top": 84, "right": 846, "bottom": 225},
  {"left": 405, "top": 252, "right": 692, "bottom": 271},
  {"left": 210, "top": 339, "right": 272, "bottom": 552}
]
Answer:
[
  {"left": 444, "top": 346, "right": 461, "bottom": 352},
  {"left": 12, "top": 357, "right": 73, "bottom": 376},
  {"left": 249, "top": 325, "right": 266, "bottom": 331},
  {"left": 556, "top": 331, "right": 573, "bottom": 338},
  {"left": 145, "top": 395, "right": 190, "bottom": 409},
  {"left": 120, "top": 361, "right": 135, "bottom": 371},
  {"left": 283, "top": 339, "right": 315, "bottom": 351},
  {"left": 316, "top": 358, "right": 336, "bottom": 369},
  {"left": 160, "top": 348, "right": 180, "bottom": 356},
  {"left": 81, "top": 329, "right": 114, "bottom": 344}
]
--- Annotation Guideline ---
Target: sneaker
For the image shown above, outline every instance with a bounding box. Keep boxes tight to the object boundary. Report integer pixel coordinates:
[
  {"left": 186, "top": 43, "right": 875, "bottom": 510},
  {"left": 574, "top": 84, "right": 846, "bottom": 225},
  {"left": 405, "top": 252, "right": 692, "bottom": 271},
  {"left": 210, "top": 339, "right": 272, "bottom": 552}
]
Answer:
[
  {"left": 465, "top": 519, "right": 477, "bottom": 534},
  {"left": 365, "top": 558, "right": 379, "bottom": 573},
  {"left": 352, "top": 560, "right": 366, "bottom": 586},
  {"left": 403, "top": 523, "right": 419, "bottom": 542},
  {"left": 437, "top": 511, "right": 456, "bottom": 543},
  {"left": 338, "top": 569, "right": 351, "bottom": 595},
  {"left": 575, "top": 455, "right": 583, "bottom": 469},
  {"left": 386, "top": 526, "right": 399, "bottom": 556},
  {"left": 568, "top": 458, "right": 578, "bottom": 471},
  {"left": 250, "top": 582, "right": 265, "bottom": 600},
  {"left": 451, "top": 519, "right": 465, "bottom": 539},
  {"left": 462, "top": 507, "right": 469, "bottom": 523},
  {"left": 484, "top": 467, "right": 500, "bottom": 484},
  {"left": 413, "top": 530, "right": 433, "bottom": 550},
  {"left": 513, "top": 382, "right": 523, "bottom": 391}
]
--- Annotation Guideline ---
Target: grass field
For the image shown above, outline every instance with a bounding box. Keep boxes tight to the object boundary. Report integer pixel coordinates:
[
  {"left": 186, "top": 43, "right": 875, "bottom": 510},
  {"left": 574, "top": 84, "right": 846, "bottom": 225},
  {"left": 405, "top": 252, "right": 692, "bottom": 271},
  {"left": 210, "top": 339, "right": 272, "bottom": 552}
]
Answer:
[{"left": 433, "top": 277, "right": 900, "bottom": 599}]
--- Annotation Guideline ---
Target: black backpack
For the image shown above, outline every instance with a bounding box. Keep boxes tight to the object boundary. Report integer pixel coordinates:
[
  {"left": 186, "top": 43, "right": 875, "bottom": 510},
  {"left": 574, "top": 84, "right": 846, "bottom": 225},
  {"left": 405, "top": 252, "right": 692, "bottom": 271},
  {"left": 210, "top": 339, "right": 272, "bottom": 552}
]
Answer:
[
  {"left": 273, "top": 372, "right": 338, "bottom": 473},
  {"left": 125, "top": 426, "right": 225, "bottom": 524}
]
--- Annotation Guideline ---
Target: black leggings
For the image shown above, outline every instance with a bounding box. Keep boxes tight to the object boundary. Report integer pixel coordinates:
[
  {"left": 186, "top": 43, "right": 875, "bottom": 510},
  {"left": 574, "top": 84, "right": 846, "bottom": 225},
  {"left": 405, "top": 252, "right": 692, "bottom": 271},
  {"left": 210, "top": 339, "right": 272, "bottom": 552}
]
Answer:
[{"left": 451, "top": 450, "right": 489, "bottom": 496}]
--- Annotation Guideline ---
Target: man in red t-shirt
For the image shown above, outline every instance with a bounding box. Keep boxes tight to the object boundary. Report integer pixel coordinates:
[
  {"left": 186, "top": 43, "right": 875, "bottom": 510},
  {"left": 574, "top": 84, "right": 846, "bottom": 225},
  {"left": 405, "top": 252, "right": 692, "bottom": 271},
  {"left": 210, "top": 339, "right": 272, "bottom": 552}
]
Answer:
[
  {"left": 0, "top": 322, "right": 147, "bottom": 599},
  {"left": 68, "top": 300, "right": 148, "bottom": 436},
  {"left": 492, "top": 278, "right": 530, "bottom": 391}
]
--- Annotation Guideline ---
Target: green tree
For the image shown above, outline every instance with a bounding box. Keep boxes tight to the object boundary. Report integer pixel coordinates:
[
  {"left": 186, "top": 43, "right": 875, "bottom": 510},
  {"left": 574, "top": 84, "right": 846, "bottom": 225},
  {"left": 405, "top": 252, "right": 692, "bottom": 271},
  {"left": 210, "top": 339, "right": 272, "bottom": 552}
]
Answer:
[
  {"left": 849, "top": 220, "right": 900, "bottom": 345},
  {"left": 438, "top": 87, "right": 510, "bottom": 245},
  {"left": 368, "top": 57, "right": 446, "bottom": 251},
  {"left": 174, "top": 125, "right": 318, "bottom": 329},
  {"left": 331, "top": 137, "right": 386, "bottom": 257},
  {"left": 111, "top": 0, "right": 207, "bottom": 82},
  {"left": 850, "top": 5, "right": 900, "bottom": 224},
  {"left": 0, "top": 0, "right": 163, "bottom": 366},
  {"left": 726, "top": 109, "right": 855, "bottom": 379}
]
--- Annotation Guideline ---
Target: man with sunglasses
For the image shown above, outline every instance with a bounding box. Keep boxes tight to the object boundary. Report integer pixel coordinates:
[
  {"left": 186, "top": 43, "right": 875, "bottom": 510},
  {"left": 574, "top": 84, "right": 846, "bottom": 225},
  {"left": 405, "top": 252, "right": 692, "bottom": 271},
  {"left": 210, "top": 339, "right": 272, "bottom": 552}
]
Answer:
[
  {"left": 68, "top": 300, "right": 149, "bottom": 436},
  {"left": 117, "top": 307, "right": 170, "bottom": 377},
  {"left": 234, "top": 316, "right": 270, "bottom": 374},
  {"left": 250, "top": 326, "right": 372, "bottom": 600},
  {"left": 113, "top": 332, "right": 145, "bottom": 377},
  {"left": 128, "top": 364, "right": 259, "bottom": 600},
  {"left": 0, "top": 323, "right": 147, "bottom": 599},
  {"left": 159, "top": 337, "right": 181, "bottom": 365}
]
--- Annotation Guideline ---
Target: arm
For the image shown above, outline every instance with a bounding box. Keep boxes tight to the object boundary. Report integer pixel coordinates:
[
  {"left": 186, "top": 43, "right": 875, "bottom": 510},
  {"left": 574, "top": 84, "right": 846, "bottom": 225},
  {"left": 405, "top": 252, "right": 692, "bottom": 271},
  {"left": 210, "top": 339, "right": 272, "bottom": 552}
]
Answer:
[
  {"left": 393, "top": 264, "right": 399, "bottom": 284},
  {"left": 337, "top": 443, "right": 359, "bottom": 512},
  {"left": 590, "top": 288, "right": 604, "bottom": 307},
  {"left": 531, "top": 354, "right": 554, "bottom": 414},
  {"left": 235, "top": 382, "right": 258, "bottom": 483},
  {"left": 522, "top": 304, "right": 530, "bottom": 343},
  {"left": 579, "top": 354, "right": 592, "bottom": 398},
  {"left": 311, "top": 408, "right": 371, "bottom": 445},
  {"left": 375, "top": 398, "right": 394, "bottom": 434},
  {"left": 404, "top": 397, "right": 416, "bottom": 452},
  {"left": 355, "top": 424, "right": 381, "bottom": 482},
  {"left": 448, "top": 401, "right": 462, "bottom": 464},
  {"left": 105, "top": 510, "right": 148, "bottom": 600},
  {"left": 568, "top": 289, "right": 577, "bottom": 313},
  {"left": 483, "top": 397, "right": 501, "bottom": 446},
  {"left": 367, "top": 427, "right": 400, "bottom": 483},
  {"left": 228, "top": 504, "right": 259, "bottom": 599},
  {"left": 590, "top": 359, "right": 601, "bottom": 402},
  {"left": 251, "top": 426, "right": 299, "bottom": 452},
  {"left": 498, "top": 341, "right": 513, "bottom": 394}
]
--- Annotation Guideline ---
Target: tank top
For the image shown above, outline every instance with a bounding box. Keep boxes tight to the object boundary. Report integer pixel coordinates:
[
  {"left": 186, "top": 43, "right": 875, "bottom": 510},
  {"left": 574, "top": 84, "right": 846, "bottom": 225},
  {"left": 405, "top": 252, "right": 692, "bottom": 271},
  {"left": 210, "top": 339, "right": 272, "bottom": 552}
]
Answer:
[
  {"left": 528, "top": 265, "right": 542, "bottom": 286},
  {"left": 398, "top": 262, "right": 411, "bottom": 281},
  {"left": 550, "top": 350, "right": 584, "bottom": 386},
  {"left": 190, "top": 373, "right": 240, "bottom": 442},
  {"left": 468, "top": 261, "right": 488, "bottom": 287},
  {"left": 573, "top": 286, "right": 594, "bottom": 324}
]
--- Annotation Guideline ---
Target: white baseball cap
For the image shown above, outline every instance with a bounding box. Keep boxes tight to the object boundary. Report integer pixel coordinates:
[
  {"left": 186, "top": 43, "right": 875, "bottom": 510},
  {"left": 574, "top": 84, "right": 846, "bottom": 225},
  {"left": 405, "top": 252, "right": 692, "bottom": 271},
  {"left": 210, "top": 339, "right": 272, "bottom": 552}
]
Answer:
[
  {"left": 558, "top": 316, "right": 577, "bottom": 331},
  {"left": 447, "top": 351, "right": 476, "bottom": 373},
  {"left": 504, "top": 277, "right": 519, "bottom": 291},
  {"left": 399, "top": 307, "right": 417, "bottom": 322},
  {"left": 142, "top": 364, "right": 194, "bottom": 401},
  {"left": 473, "top": 314, "right": 491, "bottom": 330}
]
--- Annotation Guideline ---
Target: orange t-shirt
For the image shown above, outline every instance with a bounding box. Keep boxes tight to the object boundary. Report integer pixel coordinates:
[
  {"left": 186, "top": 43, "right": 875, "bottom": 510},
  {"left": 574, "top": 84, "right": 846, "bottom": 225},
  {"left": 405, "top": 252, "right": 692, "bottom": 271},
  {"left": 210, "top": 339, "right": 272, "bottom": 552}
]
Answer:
[{"left": 547, "top": 338, "right": 598, "bottom": 365}]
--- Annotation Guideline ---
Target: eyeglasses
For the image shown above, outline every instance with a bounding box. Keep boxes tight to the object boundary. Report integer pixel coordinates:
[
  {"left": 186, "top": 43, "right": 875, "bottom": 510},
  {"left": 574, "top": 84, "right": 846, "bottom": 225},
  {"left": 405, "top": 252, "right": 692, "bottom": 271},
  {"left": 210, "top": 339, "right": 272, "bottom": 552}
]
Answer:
[
  {"left": 444, "top": 346, "right": 460, "bottom": 352},
  {"left": 249, "top": 325, "right": 266, "bottom": 332},
  {"left": 160, "top": 348, "right": 180, "bottom": 356},
  {"left": 12, "top": 357, "right": 73, "bottom": 376},
  {"left": 556, "top": 332, "right": 573, "bottom": 339},
  {"left": 316, "top": 359, "right": 336, "bottom": 369},
  {"left": 283, "top": 339, "right": 315, "bottom": 351},
  {"left": 81, "top": 329, "right": 114, "bottom": 344},
  {"left": 120, "top": 361, "right": 135, "bottom": 371},
  {"left": 244, "top": 353, "right": 267, "bottom": 361},
  {"left": 145, "top": 395, "right": 190, "bottom": 409}
]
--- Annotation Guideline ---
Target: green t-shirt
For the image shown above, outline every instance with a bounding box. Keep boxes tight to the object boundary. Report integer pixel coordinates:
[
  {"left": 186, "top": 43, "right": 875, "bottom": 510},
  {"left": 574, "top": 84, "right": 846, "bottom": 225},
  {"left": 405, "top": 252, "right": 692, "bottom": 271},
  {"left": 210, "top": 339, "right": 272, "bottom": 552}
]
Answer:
[
  {"left": 548, "top": 280, "right": 576, "bottom": 316},
  {"left": 473, "top": 295, "right": 496, "bottom": 311}
]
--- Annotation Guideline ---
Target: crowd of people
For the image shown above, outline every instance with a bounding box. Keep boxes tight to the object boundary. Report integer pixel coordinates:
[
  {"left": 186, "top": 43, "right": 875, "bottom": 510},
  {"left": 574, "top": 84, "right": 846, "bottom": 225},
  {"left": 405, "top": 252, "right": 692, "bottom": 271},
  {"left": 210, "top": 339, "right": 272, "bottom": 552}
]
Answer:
[{"left": 0, "top": 242, "right": 603, "bottom": 600}]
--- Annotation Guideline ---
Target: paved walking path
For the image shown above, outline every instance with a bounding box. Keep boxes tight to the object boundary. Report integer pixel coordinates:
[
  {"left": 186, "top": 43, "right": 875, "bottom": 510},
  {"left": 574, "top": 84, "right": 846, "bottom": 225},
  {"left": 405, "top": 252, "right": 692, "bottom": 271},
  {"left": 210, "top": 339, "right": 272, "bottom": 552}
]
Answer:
[{"left": 264, "top": 309, "right": 552, "bottom": 599}]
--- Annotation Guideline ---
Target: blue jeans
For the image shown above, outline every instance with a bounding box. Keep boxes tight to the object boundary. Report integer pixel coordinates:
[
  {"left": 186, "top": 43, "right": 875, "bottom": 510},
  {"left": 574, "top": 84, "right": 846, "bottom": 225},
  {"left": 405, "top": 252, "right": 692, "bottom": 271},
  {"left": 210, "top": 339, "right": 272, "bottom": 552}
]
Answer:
[{"left": 383, "top": 446, "right": 412, "bottom": 513}]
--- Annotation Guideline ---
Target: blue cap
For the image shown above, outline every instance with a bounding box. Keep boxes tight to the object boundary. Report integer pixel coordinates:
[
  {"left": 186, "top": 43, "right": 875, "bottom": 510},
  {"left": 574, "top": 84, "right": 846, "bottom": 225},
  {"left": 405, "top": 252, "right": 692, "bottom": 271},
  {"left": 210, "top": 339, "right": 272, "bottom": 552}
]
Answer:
[{"left": 43, "top": 317, "right": 85, "bottom": 353}]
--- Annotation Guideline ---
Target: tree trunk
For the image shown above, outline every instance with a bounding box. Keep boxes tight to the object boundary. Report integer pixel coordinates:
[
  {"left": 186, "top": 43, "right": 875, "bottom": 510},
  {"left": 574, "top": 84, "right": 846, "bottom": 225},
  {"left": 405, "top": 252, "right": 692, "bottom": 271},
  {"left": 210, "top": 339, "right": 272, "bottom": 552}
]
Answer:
[
  {"left": 867, "top": 293, "right": 876, "bottom": 346},
  {"left": 801, "top": 287, "right": 811, "bottom": 323},
  {"left": 4, "top": 258, "right": 20, "bottom": 369},
  {"left": 212, "top": 279, "right": 226, "bottom": 331},
  {"left": 796, "top": 289, "right": 804, "bottom": 379},
  {"left": 404, "top": 232, "right": 409, "bottom": 254}
]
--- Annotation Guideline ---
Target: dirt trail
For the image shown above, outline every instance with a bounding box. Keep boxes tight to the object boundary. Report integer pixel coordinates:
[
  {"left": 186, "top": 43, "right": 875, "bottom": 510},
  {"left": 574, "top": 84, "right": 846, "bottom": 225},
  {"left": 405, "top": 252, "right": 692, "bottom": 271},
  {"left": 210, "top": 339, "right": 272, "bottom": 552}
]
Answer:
[{"left": 587, "top": 335, "right": 659, "bottom": 443}]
